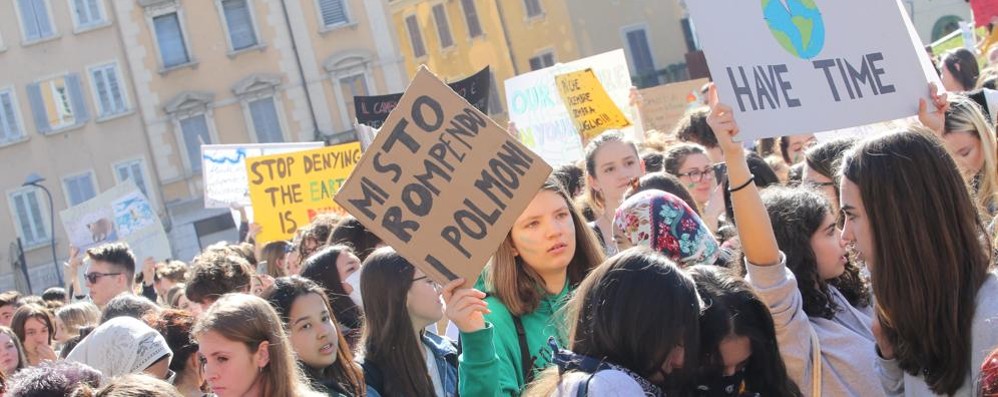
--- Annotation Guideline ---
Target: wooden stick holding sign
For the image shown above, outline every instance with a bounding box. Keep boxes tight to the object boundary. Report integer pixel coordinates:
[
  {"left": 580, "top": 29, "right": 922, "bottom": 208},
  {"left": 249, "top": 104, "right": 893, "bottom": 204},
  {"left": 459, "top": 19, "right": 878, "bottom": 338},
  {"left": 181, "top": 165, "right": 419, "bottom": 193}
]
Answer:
[{"left": 335, "top": 66, "right": 553, "bottom": 288}]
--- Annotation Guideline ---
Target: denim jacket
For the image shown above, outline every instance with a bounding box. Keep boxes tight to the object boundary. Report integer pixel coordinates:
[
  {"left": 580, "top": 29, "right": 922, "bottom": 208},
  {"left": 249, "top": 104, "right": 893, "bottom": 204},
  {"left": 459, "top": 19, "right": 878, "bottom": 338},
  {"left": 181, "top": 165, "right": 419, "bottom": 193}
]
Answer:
[{"left": 364, "top": 331, "right": 459, "bottom": 397}]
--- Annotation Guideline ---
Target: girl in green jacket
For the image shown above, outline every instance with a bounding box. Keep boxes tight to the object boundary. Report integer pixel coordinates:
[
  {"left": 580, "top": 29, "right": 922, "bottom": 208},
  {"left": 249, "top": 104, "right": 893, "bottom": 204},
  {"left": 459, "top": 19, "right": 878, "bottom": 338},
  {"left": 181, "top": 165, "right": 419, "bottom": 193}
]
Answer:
[{"left": 444, "top": 176, "right": 605, "bottom": 396}]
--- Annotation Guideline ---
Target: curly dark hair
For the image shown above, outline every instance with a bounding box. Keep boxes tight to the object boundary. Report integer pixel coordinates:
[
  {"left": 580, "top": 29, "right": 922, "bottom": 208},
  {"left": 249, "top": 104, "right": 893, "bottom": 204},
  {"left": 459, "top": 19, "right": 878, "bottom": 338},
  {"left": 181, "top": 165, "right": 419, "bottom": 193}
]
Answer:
[
  {"left": 759, "top": 187, "right": 870, "bottom": 319},
  {"left": 662, "top": 143, "right": 708, "bottom": 176},
  {"left": 185, "top": 252, "right": 252, "bottom": 304},
  {"left": 673, "top": 107, "right": 718, "bottom": 149}
]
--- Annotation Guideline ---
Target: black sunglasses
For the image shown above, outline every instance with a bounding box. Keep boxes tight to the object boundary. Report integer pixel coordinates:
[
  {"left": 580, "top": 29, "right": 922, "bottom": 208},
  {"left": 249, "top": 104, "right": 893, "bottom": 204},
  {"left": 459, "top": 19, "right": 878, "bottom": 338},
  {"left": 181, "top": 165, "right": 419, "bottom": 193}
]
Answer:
[{"left": 84, "top": 272, "right": 122, "bottom": 284}]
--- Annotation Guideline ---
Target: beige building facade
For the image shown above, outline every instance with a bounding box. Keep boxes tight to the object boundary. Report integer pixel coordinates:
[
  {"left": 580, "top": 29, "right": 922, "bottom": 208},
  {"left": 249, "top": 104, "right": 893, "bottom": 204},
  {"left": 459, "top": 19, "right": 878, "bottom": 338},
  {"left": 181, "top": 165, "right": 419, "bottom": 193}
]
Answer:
[
  {"left": 111, "top": 0, "right": 407, "bottom": 262},
  {"left": 0, "top": 0, "right": 159, "bottom": 291}
]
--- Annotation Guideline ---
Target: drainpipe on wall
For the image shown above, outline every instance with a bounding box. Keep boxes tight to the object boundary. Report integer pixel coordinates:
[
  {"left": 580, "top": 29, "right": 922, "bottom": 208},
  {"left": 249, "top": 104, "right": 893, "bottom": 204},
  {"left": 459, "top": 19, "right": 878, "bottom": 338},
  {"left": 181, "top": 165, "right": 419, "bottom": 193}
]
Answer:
[
  {"left": 494, "top": 0, "right": 521, "bottom": 76},
  {"left": 278, "top": 0, "right": 323, "bottom": 143}
]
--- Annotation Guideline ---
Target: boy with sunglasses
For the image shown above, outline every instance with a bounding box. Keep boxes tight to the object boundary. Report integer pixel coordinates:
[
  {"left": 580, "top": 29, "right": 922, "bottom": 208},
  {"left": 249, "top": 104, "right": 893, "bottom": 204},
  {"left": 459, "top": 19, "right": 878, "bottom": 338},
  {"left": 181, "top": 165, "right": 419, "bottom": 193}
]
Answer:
[{"left": 83, "top": 242, "right": 137, "bottom": 309}]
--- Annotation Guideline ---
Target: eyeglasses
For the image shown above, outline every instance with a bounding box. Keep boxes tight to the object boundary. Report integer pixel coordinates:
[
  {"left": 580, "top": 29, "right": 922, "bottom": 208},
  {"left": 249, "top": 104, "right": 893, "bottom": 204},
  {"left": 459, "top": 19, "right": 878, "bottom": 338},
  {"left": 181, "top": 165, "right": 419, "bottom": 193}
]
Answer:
[
  {"left": 677, "top": 167, "right": 716, "bottom": 183},
  {"left": 84, "top": 272, "right": 122, "bottom": 284},
  {"left": 803, "top": 180, "right": 836, "bottom": 189},
  {"left": 413, "top": 276, "right": 442, "bottom": 290}
]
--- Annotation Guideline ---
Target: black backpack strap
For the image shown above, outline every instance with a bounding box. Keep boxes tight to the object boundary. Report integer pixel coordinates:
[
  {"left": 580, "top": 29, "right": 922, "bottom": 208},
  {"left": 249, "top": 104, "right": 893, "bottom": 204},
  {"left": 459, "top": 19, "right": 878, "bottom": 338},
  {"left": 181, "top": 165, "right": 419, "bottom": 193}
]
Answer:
[
  {"left": 359, "top": 359, "right": 384, "bottom": 394},
  {"left": 512, "top": 315, "right": 534, "bottom": 384}
]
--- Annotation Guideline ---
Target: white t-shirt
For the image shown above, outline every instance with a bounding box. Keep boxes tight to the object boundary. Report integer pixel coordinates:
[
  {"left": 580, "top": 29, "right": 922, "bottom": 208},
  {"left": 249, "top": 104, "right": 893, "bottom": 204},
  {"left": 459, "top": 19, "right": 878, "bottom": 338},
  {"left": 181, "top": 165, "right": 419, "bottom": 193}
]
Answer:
[{"left": 423, "top": 341, "right": 445, "bottom": 396}]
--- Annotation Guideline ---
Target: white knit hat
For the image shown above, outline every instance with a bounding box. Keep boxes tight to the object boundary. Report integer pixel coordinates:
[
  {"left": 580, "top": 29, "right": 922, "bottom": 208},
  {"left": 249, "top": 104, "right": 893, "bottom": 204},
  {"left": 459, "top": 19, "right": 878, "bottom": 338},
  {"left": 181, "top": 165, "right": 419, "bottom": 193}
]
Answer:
[{"left": 66, "top": 316, "right": 171, "bottom": 380}]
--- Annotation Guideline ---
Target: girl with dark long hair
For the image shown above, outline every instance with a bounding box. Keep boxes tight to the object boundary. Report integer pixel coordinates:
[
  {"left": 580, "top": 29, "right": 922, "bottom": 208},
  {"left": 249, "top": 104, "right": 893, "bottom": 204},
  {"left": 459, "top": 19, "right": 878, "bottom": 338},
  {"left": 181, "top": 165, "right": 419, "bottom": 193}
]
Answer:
[
  {"left": 686, "top": 265, "right": 801, "bottom": 397},
  {"left": 523, "top": 248, "right": 702, "bottom": 396},
  {"left": 708, "top": 101, "right": 883, "bottom": 396},
  {"left": 263, "top": 276, "right": 365, "bottom": 397},
  {"left": 358, "top": 248, "right": 458, "bottom": 397},
  {"left": 300, "top": 246, "right": 364, "bottom": 348},
  {"left": 839, "top": 130, "right": 998, "bottom": 395}
]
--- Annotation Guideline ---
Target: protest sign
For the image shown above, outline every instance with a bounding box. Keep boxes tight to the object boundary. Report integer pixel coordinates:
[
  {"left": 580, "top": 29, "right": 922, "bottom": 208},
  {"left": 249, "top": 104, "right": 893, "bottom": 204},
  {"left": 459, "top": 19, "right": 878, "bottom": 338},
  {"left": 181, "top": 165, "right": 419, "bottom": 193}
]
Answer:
[
  {"left": 336, "top": 67, "right": 552, "bottom": 287},
  {"left": 202, "top": 142, "right": 324, "bottom": 208},
  {"left": 60, "top": 180, "right": 172, "bottom": 264},
  {"left": 555, "top": 68, "right": 631, "bottom": 140},
  {"left": 687, "top": 0, "right": 940, "bottom": 142},
  {"left": 638, "top": 78, "right": 709, "bottom": 133},
  {"left": 355, "top": 66, "right": 491, "bottom": 129},
  {"left": 246, "top": 142, "right": 361, "bottom": 243},
  {"left": 972, "top": 0, "right": 998, "bottom": 27},
  {"left": 505, "top": 49, "right": 634, "bottom": 166}
]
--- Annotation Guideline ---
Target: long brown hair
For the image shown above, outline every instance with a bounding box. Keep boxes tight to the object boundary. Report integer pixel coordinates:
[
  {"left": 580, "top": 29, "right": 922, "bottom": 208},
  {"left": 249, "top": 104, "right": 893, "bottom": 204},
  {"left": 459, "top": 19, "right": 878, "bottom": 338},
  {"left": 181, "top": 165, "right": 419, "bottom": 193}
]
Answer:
[
  {"left": 192, "top": 294, "right": 317, "bottom": 397},
  {"left": 260, "top": 241, "right": 291, "bottom": 278},
  {"left": 263, "top": 276, "right": 365, "bottom": 396},
  {"left": 11, "top": 304, "right": 53, "bottom": 347},
  {"left": 489, "top": 177, "right": 605, "bottom": 316},
  {"left": 359, "top": 248, "right": 434, "bottom": 397},
  {"left": 841, "top": 130, "right": 991, "bottom": 394}
]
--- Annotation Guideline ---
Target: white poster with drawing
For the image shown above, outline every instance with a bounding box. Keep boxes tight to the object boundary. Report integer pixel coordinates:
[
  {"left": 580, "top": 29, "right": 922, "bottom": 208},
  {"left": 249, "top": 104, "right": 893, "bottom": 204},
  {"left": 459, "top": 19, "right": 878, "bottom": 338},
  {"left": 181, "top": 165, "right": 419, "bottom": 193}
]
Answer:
[
  {"left": 505, "top": 49, "right": 634, "bottom": 166},
  {"left": 60, "top": 181, "right": 172, "bottom": 263},
  {"left": 201, "top": 142, "right": 325, "bottom": 208}
]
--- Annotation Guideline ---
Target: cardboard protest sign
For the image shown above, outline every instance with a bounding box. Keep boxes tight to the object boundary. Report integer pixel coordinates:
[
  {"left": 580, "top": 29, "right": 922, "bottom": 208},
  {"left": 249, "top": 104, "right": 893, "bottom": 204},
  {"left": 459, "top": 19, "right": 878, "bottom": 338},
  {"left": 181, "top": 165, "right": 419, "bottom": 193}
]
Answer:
[
  {"left": 505, "top": 49, "right": 634, "bottom": 166},
  {"left": 555, "top": 68, "right": 632, "bottom": 140},
  {"left": 638, "top": 78, "right": 710, "bottom": 133},
  {"left": 687, "top": 0, "right": 940, "bottom": 142},
  {"left": 201, "top": 142, "right": 324, "bottom": 208},
  {"left": 246, "top": 142, "right": 361, "bottom": 243},
  {"left": 336, "top": 67, "right": 553, "bottom": 287},
  {"left": 355, "top": 66, "right": 491, "bottom": 129},
  {"left": 60, "top": 180, "right": 172, "bottom": 264}
]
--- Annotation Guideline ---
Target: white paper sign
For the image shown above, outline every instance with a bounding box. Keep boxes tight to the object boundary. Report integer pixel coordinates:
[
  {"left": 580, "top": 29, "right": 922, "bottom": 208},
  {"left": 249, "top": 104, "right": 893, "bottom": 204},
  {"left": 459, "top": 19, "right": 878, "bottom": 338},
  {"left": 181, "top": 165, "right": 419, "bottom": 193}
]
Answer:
[
  {"left": 201, "top": 142, "right": 324, "bottom": 208},
  {"left": 505, "top": 49, "right": 634, "bottom": 166},
  {"left": 687, "top": 0, "right": 941, "bottom": 141}
]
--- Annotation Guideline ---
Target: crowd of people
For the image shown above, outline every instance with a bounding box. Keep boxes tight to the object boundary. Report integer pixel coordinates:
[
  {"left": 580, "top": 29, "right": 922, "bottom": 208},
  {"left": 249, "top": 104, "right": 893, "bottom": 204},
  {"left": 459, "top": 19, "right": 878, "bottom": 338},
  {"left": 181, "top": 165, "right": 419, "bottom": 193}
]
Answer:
[{"left": 2, "top": 40, "right": 998, "bottom": 397}]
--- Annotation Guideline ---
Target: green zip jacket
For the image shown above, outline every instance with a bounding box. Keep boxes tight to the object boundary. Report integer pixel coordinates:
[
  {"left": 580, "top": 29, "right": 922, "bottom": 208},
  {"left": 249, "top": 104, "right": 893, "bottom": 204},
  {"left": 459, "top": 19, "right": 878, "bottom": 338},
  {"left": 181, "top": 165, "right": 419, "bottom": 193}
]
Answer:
[{"left": 458, "top": 280, "right": 571, "bottom": 396}]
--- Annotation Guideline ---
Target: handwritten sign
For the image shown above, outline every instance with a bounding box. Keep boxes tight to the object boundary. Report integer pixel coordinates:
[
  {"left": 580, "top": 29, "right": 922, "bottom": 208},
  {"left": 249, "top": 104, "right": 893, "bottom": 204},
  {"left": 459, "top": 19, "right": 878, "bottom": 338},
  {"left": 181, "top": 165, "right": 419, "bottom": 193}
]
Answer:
[
  {"left": 354, "top": 66, "right": 491, "bottom": 129},
  {"left": 505, "top": 49, "right": 634, "bottom": 166},
  {"left": 554, "top": 68, "right": 631, "bottom": 140},
  {"left": 201, "top": 142, "right": 323, "bottom": 208},
  {"left": 59, "top": 180, "right": 172, "bottom": 265},
  {"left": 336, "top": 67, "right": 552, "bottom": 287},
  {"left": 246, "top": 143, "right": 361, "bottom": 243},
  {"left": 687, "top": 0, "right": 939, "bottom": 141},
  {"left": 638, "top": 78, "right": 709, "bottom": 133}
]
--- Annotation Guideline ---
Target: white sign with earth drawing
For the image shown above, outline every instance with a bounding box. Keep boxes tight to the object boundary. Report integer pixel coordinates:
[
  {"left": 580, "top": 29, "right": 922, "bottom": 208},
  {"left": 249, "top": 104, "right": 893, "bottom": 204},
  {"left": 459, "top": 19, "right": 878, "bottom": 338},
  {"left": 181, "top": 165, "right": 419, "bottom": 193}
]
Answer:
[{"left": 686, "top": 0, "right": 941, "bottom": 141}]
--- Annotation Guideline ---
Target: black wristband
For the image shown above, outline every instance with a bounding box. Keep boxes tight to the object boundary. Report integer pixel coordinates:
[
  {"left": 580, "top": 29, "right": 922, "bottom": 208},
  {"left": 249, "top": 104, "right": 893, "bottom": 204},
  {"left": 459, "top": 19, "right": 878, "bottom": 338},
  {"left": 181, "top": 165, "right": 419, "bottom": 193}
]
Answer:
[{"left": 728, "top": 174, "right": 756, "bottom": 193}]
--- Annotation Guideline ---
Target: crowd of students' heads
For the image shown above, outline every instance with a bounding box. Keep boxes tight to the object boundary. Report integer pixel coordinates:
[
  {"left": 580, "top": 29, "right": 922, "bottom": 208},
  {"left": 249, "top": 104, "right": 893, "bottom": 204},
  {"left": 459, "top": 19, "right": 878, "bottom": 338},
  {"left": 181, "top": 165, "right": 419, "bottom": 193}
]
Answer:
[{"left": 5, "top": 43, "right": 998, "bottom": 397}]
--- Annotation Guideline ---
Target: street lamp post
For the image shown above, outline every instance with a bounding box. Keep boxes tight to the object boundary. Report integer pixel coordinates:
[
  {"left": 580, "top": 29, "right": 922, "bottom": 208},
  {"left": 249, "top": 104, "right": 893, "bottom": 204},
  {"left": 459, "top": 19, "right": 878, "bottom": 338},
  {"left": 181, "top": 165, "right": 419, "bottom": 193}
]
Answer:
[{"left": 22, "top": 173, "right": 64, "bottom": 288}]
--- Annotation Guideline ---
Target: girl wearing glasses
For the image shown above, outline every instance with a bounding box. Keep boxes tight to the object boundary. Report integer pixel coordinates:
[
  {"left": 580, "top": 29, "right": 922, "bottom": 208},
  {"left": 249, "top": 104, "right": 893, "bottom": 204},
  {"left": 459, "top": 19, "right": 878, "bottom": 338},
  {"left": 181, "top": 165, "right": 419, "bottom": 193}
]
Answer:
[
  {"left": 665, "top": 144, "right": 724, "bottom": 233},
  {"left": 357, "top": 247, "right": 458, "bottom": 397}
]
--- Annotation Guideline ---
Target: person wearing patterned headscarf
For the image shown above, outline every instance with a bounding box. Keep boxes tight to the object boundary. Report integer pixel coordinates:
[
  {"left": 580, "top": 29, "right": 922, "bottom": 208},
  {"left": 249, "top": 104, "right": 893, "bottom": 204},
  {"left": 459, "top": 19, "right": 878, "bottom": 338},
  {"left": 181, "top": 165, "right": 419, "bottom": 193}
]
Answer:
[{"left": 614, "top": 189, "right": 721, "bottom": 268}]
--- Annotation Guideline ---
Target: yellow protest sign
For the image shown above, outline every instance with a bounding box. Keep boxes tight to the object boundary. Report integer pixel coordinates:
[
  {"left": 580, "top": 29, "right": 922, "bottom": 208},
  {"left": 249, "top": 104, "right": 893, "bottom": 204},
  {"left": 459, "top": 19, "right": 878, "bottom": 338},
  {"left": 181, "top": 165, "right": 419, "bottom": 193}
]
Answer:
[
  {"left": 555, "top": 68, "right": 631, "bottom": 140},
  {"left": 246, "top": 142, "right": 361, "bottom": 243}
]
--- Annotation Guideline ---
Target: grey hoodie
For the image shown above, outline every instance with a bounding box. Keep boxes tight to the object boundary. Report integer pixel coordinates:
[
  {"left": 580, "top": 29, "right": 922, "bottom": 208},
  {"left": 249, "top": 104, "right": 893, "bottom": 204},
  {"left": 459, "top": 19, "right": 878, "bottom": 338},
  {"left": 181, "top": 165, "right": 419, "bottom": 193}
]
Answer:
[{"left": 746, "top": 256, "right": 887, "bottom": 397}]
